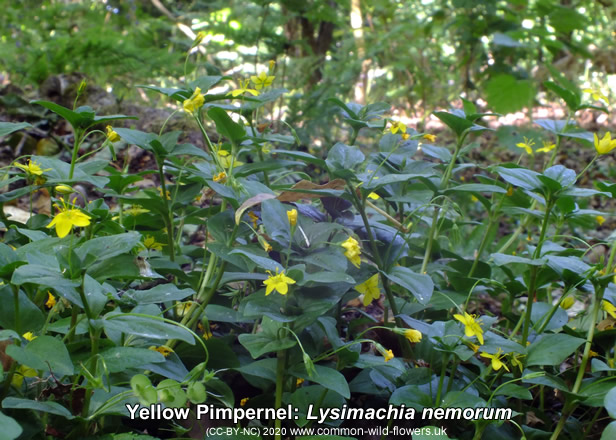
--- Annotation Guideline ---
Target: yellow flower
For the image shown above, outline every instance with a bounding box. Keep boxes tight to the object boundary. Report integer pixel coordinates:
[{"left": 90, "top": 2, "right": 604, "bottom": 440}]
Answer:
[
  {"left": 46, "top": 200, "right": 91, "bottom": 238},
  {"left": 422, "top": 134, "right": 436, "bottom": 143},
  {"left": 229, "top": 79, "right": 260, "bottom": 97},
  {"left": 597, "top": 215, "right": 606, "bottom": 226},
  {"left": 404, "top": 329, "right": 422, "bottom": 343},
  {"left": 560, "top": 296, "right": 575, "bottom": 310},
  {"left": 506, "top": 187, "right": 514, "bottom": 197},
  {"left": 469, "top": 343, "right": 480, "bottom": 353},
  {"left": 11, "top": 365, "right": 37, "bottom": 388},
  {"left": 22, "top": 332, "right": 36, "bottom": 341},
  {"left": 355, "top": 274, "right": 381, "bottom": 306},
  {"left": 582, "top": 88, "right": 609, "bottom": 103},
  {"left": 388, "top": 121, "right": 406, "bottom": 135},
  {"left": 471, "top": 195, "right": 479, "bottom": 203},
  {"left": 106, "top": 126, "right": 121, "bottom": 143},
  {"left": 594, "top": 132, "right": 616, "bottom": 155},
  {"left": 158, "top": 188, "right": 171, "bottom": 200},
  {"left": 602, "top": 301, "right": 616, "bottom": 319},
  {"left": 287, "top": 209, "right": 298, "bottom": 227},
  {"left": 589, "top": 349, "right": 599, "bottom": 358},
  {"left": 269, "top": 60, "right": 276, "bottom": 72},
  {"left": 183, "top": 87, "right": 205, "bottom": 114},
  {"left": 263, "top": 268, "right": 296, "bottom": 296},
  {"left": 481, "top": 348, "right": 509, "bottom": 372},
  {"left": 193, "top": 31, "right": 206, "bottom": 47},
  {"left": 14, "top": 159, "right": 50, "bottom": 176},
  {"left": 149, "top": 345, "right": 174, "bottom": 357},
  {"left": 341, "top": 236, "right": 361, "bottom": 268},
  {"left": 536, "top": 141, "right": 556, "bottom": 153},
  {"left": 296, "top": 378, "right": 304, "bottom": 387},
  {"left": 240, "top": 397, "right": 249, "bottom": 407},
  {"left": 248, "top": 211, "right": 259, "bottom": 228},
  {"left": 251, "top": 71, "right": 275, "bottom": 90},
  {"left": 515, "top": 137, "right": 535, "bottom": 155},
  {"left": 368, "top": 192, "right": 380, "bottom": 200},
  {"left": 45, "top": 292, "right": 56, "bottom": 309},
  {"left": 401, "top": 133, "right": 410, "bottom": 141},
  {"left": 176, "top": 302, "right": 193, "bottom": 316},
  {"left": 213, "top": 171, "right": 227, "bottom": 183},
  {"left": 144, "top": 236, "right": 164, "bottom": 251},
  {"left": 453, "top": 312, "right": 484, "bottom": 345},
  {"left": 202, "top": 327, "right": 213, "bottom": 340}
]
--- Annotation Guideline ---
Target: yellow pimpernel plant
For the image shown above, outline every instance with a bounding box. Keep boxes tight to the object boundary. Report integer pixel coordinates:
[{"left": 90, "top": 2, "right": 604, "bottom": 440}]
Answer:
[
  {"left": 229, "top": 79, "right": 259, "bottom": 98},
  {"left": 263, "top": 268, "right": 296, "bottom": 296},
  {"left": 536, "top": 141, "right": 556, "bottom": 153},
  {"left": 480, "top": 348, "right": 509, "bottom": 372},
  {"left": 251, "top": 71, "right": 275, "bottom": 90},
  {"left": 14, "top": 159, "right": 51, "bottom": 177},
  {"left": 183, "top": 87, "right": 205, "bottom": 114},
  {"left": 287, "top": 209, "right": 297, "bottom": 227},
  {"left": 515, "top": 137, "right": 535, "bottom": 155},
  {"left": 388, "top": 121, "right": 406, "bottom": 135},
  {"left": 453, "top": 312, "right": 485, "bottom": 345},
  {"left": 594, "top": 132, "right": 616, "bottom": 155},
  {"left": 355, "top": 274, "right": 381, "bottom": 306},
  {"left": 341, "top": 236, "right": 361, "bottom": 268},
  {"left": 582, "top": 88, "right": 609, "bottom": 103},
  {"left": 46, "top": 199, "right": 91, "bottom": 238},
  {"left": 106, "top": 125, "right": 121, "bottom": 143}
]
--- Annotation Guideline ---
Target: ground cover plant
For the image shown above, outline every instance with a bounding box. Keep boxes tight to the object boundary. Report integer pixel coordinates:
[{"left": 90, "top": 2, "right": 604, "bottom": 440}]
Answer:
[{"left": 2, "top": 7, "right": 616, "bottom": 440}]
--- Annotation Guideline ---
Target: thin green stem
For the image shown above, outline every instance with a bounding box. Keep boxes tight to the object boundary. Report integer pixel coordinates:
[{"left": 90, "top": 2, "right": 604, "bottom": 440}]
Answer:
[{"left": 157, "top": 161, "right": 175, "bottom": 261}]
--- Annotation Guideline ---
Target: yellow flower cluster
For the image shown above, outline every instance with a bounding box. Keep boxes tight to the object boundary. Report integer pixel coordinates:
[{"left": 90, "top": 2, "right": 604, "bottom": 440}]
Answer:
[{"left": 341, "top": 236, "right": 361, "bottom": 268}]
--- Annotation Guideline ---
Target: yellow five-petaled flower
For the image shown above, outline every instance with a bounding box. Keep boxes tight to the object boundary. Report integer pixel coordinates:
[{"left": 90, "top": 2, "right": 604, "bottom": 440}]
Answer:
[
  {"left": 144, "top": 236, "right": 164, "bottom": 251},
  {"left": 341, "top": 236, "right": 361, "bottom": 268},
  {"left": 515, "top": 137, "right": 535, "bottom": 156},
  {"left": 14, "top": 159, "right": 51, "bottom": 176},
  {"left": 355, "top": 274, "right": 381, "bottom": 306},
  {"left": 251, "top": 71, "right": 275, "bottom": 90},
  {"left": 263, "top": 268, "right": 296, "bottom": 296},
  {"left": 453, "top": 312, "right": 484, "bottom": 345},
  {"left": 480, "top": 348, "right": 509, "bottom": 372},
  {"left": 594, "top": 132, "right": 616, "bottom": 155},
  {"left": 46, "top": 199, "right": 91, "bottom": 238},
  {"left": 229, "top": 79, "right": 260, "bottom": 98},
  {"left": 388, "top": 121, "right": 407, "bottom": 135},
  {"left": 183, "top": 87, "right": 205, "bottom": 114},
  {"left": 536, "top": 141, "right": 555, "bottom": 153}
]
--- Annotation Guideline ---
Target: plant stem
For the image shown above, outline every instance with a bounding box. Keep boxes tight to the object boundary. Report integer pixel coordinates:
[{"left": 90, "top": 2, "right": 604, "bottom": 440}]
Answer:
[
  {"left": 157, "top": 161, "right": 175, "bottom": 261},
  {"left": 68, "top": 130, "right": 83, "bottom": 180},
  {"left": 420, "top": 206, "right": 440, "bottom": 274},
  {"left": 521, "top": 199, "right": 554, "bottom": 345}
]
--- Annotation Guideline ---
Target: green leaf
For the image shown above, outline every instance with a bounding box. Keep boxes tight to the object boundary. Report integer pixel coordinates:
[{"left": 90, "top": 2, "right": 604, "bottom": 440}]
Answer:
[
  {"left": 389, "top": 385, "right": 432, "bottom": 410},
  {"left": 261, "top": 198, "right": 292, "bottom": 248},
  {"left": 605, "top": 387, "right": 616, "bottom": 419},
  {"left": 495, "top": 166, "right": 543, "bottom": 191},
  {"left": 7, "top": 335, "right": 74, "bottom": 376},
  {"left": 99, "top": 347, "right": 166, "bottom": 373},
  {"left": 0, "top": 411, "right": 22, "bottom": 440},
  {"left": 123, "top": 284, "right": 195, "bottom": 304},
  {"left": 229, "top": 248, "right": 283, "bottom": 272},
  {"left": 383, "top": 266, "right": 433, "bottom": 304},
  {"left": 207, "top": 107, "right": 246, "bottom": 143},
  {"left": 602, "top": 421, "right": 616, "bottom": 440},
  {"left": 76, "top": 232, "right": 141, "bottom": 264},
  {"left": 289, "top": 364, "right": 350, "bottom": 399},
  {"left": 445, "top": 184, "right": 507, "bottom": 194},
  {"left": 526, "top": 334, "right": 585, "bottom": 366},
  {"left": 491, "top": 253, "right": 547, "bottom": 266},
  {"left": 433, "top": 111, "right": 473, "bottom": 136},
  {"left": 0, "top": 122, "right": 32, "bottom": 138},
  {"left": 100, "top": 313, "right": 194, "bottom": 344},
  {"left": 325, "top": 143, "right": 365, "bottom": 179},
  {"left": 494, "top": 383, "right": 532, "bottom": 400},
  {"left": 544, "top": 81, "right": 580, "bottom": 111},
  {"left": 238, "top": 317, "right": 296, "bottom": 358},
  {"left": 2, "top": 397, "right": 74, "bottom": 419},
  {"left": 0, "top": 288, "right": 45, "bottom": 332},
  {"left": 485, "top": 74, "right": 535, "bottom": 114}
]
